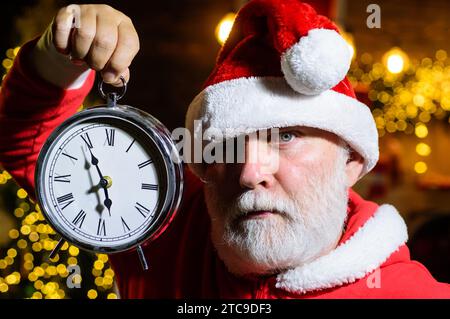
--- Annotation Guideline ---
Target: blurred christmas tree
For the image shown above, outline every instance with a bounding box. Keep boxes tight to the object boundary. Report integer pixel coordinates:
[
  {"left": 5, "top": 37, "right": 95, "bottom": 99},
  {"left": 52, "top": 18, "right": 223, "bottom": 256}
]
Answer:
[{"left": 0, "top": 47, "right": 118, "bottom": 299}]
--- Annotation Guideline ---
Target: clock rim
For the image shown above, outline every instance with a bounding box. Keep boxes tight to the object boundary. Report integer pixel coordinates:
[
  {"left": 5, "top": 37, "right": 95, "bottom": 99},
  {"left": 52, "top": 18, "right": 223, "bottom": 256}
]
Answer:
[{"left": 35, "top": 105, "right": 184, "bottom": 254}]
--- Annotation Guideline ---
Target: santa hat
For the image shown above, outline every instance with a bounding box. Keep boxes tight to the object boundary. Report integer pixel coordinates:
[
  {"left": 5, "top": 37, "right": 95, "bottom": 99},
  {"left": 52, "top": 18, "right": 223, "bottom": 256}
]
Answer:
[{"left": 185, "top": 0, "right": 378, "bottom": 179}]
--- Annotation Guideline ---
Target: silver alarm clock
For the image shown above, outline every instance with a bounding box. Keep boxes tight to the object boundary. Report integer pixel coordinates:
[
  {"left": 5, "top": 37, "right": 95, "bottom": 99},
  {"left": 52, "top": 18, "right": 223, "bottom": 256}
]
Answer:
[{"left": 35, "top": 77, "right": 183, "bottom": 269}]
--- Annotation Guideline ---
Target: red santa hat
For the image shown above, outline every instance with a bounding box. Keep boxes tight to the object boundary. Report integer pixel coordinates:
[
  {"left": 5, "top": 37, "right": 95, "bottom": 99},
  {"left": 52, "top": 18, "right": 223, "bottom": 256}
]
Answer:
[{"left": 185, "top": 0, "right": 378, "bottom": 179}]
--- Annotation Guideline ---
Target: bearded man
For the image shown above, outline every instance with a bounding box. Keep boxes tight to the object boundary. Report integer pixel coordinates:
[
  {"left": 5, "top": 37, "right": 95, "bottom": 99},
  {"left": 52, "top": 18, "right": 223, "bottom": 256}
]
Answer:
[{"left": 0, "top": 0, "right": 449, "bottom": 298}]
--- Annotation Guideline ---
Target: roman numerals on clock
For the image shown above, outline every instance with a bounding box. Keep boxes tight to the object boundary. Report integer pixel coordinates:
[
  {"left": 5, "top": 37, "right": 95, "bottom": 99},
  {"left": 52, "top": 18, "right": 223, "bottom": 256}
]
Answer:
[
  {"left": 81, "top": 132, "right": 94, "bottom": 149},
  {"left": 72, "top": 210, "right": 86, "bottom": 228},
  {"left": 121, "top": 217, "right": 130, "bottom": 233},
  {"left": 135, "top": 202, "right": 151, "bottom": 218},
  {"left": 138, "top": 159, "right": 153, "bottom": 169},
  {"left": 142, "top": 183, "right": 158, "bottom": 191},
  {"left": 54, "top": 174, "right": 71, "bottom": 183},
  {"left": 105, "top": 128, "right": 115, "bottom": 146},
  {"left": 97, "top": 218, "right": 107, "bottom": 236},
  {"left": 57, "top": 193, "right": 74, "bottom": 210},
  {"left": 46, "top": 123, "right": 162, "bottom": 245}
]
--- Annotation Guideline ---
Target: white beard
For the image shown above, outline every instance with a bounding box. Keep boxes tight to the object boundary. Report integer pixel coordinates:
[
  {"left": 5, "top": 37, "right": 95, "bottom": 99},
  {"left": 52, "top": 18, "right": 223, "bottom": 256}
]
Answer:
[{"left": 204, "top": 145, "right": 350, "bottom": 277}]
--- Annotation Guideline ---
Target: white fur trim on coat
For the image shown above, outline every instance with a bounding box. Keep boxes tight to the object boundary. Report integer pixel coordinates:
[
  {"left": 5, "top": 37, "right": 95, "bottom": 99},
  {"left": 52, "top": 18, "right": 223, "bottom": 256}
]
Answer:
[
  {"left": 185, "top": 76, "right": 378, "bottom": 180},
  {"left": 281, "top": 28, "right": 352, "bottom": 95},
  {"left": 275, "top": 204, "right": 408, "bottom": 294}
]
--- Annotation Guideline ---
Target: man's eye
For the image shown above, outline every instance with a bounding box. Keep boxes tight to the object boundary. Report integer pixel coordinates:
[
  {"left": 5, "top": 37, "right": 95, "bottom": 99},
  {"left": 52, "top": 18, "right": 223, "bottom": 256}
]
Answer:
[{"left": 279, "top": 132, "right": 296, "bottom": 143}]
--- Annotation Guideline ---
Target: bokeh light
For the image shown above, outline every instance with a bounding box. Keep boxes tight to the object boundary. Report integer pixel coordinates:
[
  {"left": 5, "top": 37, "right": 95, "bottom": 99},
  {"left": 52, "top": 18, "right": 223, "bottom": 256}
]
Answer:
[{"left": 215, "top": 13, "right": 236, "bottom": 45}]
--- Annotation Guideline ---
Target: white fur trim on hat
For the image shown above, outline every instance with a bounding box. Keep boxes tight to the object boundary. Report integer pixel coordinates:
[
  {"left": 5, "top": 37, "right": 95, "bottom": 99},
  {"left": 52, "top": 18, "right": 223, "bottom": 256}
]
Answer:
[
  {"left": 185, "top": 76, "right": 379, "bottom": 180},
  {"left": 281, "top": 28, "right": 352, "bottom": 95},
  {"left": 275, "top": 204, "right": 408, "bottom": 294}
]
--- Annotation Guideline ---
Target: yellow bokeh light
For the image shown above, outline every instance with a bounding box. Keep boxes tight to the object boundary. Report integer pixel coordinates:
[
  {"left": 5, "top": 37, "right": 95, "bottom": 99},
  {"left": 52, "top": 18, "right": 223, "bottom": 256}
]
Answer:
[
  {"left": 387, "top": 55, "right": 404, "bottom": 74},
  {"left": 57, "top": 289, "right": 65, "bottom": 298},
  {"left": 5, "top": 257, "right": 14, "bottom": 266},
  {"left": 34, "top": 267, "right": 45, "bottom": 277},
  {"left": 20, "top": 202, "right": 30, "bottom": 212},
  {"left": 32, "top": 242, "right": 42, "bottom": 252},
  {"left": 20, "top": 225, "right": 31, "bottom": 235},
  {"left": 36, "top": 224, "right": 46, "bottom": 234},
  {"left": 24, "top": 253, "right": 34, "bottom": 262},
  {"left": 6, "top": 272, "right": 20, "bottom": 285},
  {"left": 103, "top": 277, "right": 113, "bottom": 286},
  {"left": 2, "top": 58, "right": 13, "bottom": 69},
  {"left": 97, "top": 254, "right": 109, "bottom": 263},
  {"left": 418, "top": 112, "right": 431, "bottom": 123},
  {"left": 17, "top": 239, "right": 28, "bottom": 249},
  {"left": 24, "top": 261, "right": 34, "bottom": 271},
  {"left": 68, "top": 257, "right": 78, "bottom": 265},
  {"left": 104, "top": 268, "right": 115, "bottom": 278},
  {"left": 383, "top": 47, "right": 409, "bottom": 74},
  {"left": 436, "top": 49, "right": 447, "bottom": 61},
  {"left": 28, "top": 272, "right": 38, "bottom": 282},
  {"left": 386, "top": 121, "right": 397, "bottom": 133},
  {"left": 7, "top": 248, "right": 17, "bottom": 258},
  {"left": 416, "top": 143, "right": 431, "bottom": 156},
  {"left": 5, "top": 48, "right": 15, "bottom": 59},
  {"left": 441, "top": 96, "right": 450, "bottom": 111},
  {"left": 5, "top": 275, "right": 15, "bottom": 285},
  {"left": 95, "top": 277, "right": 104, "bottom": 286},
  {"left": 69, "top": 246, "right": 79, "bottom": 256},
  {"left": 415, "top": 124, "right": 428, "bottom": 138},
  {"left": 29, "top": 232, "right": 40, "bottom": 242},
  {"left": 94, "top": 260, "right": 104, "bottom": 270},
  {"left": 107, "top": 293, "right": 118, "bottom": 299},
  {"left": 34, "top": 280, "right": 44, "bottom": 290},
  {"left": 43, "top": 239, "right": 54, "bottom": 251},
  {"left": 8, "top": 229, "right": 19, "bottom": 239},
  {"left": 413, "top": 94, "right": 425, "bottom": 107},
  {"left": 31, "top": 292, "right": 43, "bottom": 299},
  {"left": 57, "top": 264, "right": 67, "bottom": 275},
  {"left": 414, "top": 161, "right": 428, "bottom": 174},
  {"left": 92, "top": 268, "right": 102, "bottom": 277},
  {"left": 215, "top": 13, "right": 236, "bottom": 45},
  {"left": 17, "top": 188, "right": 28, "bottom": 199},
  {"left": 0, "top": 283, "right": 8, "bottom": 293},
  {"left": 46, "top": 266, "right": 57, "bottom": 276},
  {"left": 87, "top": 289, "right": 98, "bottom": 299},
  {"left": 14, "top": 208, "right": 24, "bottom": 218}
]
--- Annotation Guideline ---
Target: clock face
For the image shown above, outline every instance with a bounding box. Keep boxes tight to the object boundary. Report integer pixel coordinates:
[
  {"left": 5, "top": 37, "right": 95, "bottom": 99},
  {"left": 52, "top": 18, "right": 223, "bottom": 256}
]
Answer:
[{"left": 37, "top": 114, "right": 170, "bottom": 252}]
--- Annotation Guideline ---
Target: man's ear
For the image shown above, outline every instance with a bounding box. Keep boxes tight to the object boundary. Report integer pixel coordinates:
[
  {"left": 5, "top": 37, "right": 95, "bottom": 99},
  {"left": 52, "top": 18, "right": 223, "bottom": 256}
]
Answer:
[{"left": 345, "top": 150, "right": 364, "bottom": 188}]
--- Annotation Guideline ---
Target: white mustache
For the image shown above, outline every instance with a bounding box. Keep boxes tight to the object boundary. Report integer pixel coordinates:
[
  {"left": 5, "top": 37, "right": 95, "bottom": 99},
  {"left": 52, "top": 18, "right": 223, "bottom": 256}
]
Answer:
[{"left": 233, "top": 191, "right": 297, "bottom": 220}]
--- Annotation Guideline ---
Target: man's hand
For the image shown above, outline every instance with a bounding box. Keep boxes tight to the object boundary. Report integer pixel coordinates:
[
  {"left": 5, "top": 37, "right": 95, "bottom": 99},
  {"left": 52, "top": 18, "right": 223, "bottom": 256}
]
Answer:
[{"left": 51, "top": 4, "right": 139, "bottom": 86}]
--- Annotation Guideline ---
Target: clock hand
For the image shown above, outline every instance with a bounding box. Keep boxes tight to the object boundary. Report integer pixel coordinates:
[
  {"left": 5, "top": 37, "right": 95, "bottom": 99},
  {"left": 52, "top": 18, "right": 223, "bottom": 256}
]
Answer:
[
  {"left": 101, "top": 179, "right": 112, "bottom": 217},
  {"left": 87, "top": 148, "right": 113, "bottom": 216},
  {"left": 82, "top": 147, "right": 104, "bottom": 214}
]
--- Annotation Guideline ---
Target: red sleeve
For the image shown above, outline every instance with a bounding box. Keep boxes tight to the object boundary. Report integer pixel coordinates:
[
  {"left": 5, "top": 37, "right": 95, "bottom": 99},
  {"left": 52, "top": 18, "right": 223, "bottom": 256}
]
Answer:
[{"left": 0, "top": 38, "right": 95, "bottom": 199}]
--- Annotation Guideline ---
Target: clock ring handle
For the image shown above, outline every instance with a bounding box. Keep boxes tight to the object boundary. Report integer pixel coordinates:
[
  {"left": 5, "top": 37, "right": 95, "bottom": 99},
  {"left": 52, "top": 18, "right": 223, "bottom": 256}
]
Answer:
[{"left": 98, "top": 75, "right": 127, "bottom": 106}]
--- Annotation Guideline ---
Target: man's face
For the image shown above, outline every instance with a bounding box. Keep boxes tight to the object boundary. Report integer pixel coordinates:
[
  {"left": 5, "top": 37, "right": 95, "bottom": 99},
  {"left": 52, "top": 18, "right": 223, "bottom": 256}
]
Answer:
[{"left": 203, "top": 126, "right": 351, "bottom": 276}]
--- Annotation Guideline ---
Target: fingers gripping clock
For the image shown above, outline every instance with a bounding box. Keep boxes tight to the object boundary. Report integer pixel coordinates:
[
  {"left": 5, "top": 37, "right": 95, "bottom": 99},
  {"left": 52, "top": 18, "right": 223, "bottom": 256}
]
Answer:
[{"left": 35, "top": 79, "right": 183, "bottom": 269}]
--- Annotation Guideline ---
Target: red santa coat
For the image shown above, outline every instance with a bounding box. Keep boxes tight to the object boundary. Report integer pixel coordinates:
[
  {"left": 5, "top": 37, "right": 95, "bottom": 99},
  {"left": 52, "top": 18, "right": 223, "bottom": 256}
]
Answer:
[{"left": 1, "top": 39, "right": 449, "bottom": 299}]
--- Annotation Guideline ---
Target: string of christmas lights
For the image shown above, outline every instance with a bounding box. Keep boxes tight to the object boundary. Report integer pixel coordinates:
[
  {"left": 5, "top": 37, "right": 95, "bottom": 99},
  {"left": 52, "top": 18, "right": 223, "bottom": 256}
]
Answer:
[
  {"left": 0, "top": 47, "right": 117, "bottom": 299},
  {"left": 347, "top": 48, "right": 450, "bottom": 176}
]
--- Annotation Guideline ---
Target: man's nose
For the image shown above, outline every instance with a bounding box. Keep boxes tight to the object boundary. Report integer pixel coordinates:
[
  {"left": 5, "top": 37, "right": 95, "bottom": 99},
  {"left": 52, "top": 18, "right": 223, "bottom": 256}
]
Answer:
[{"left": 238, "top": 136, "right": 277, "bottom": 189}]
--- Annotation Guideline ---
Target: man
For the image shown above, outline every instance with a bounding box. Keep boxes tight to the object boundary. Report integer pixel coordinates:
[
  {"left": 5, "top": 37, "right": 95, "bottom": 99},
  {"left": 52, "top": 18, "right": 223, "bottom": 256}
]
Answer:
[{"left": 0, "top": 0, "right": 449, "bottom": 298}]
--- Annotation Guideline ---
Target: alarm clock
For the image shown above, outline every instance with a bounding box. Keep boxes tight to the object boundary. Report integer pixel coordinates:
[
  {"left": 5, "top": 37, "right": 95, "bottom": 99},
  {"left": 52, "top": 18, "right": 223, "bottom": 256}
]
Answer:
[{"left": 35, "top": 77, "right": 183, "bottom": 269}]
